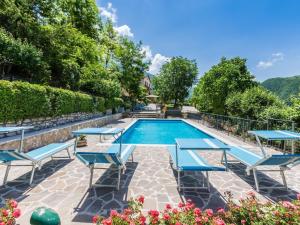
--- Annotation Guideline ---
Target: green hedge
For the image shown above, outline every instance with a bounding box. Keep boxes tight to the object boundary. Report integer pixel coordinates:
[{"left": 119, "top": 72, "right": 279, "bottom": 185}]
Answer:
[{"left": 0, "top": 81, "right": 119, "bottom": 124}]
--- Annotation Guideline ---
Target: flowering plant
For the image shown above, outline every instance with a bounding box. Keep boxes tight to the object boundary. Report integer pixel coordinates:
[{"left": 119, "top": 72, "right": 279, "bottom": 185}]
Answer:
[
  {"left": 93, "top": 192, "right": 300, "bottom": 225},
  {"left": 0, "top": 199, "right": 21, "bottom": 225}
]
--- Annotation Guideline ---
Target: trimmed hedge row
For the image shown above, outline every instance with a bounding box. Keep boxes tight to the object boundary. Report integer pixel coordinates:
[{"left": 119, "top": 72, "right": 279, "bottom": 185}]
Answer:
[{"left": 0, "top": 80, "right": 109, "bottom": 124}]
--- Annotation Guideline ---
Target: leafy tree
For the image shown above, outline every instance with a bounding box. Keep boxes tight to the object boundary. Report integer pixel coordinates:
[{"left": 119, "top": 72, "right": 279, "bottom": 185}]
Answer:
[
  {"left": 38, "top": 24, "right": 100, "bottom": 90},
  {"left": 115, "top": 38, "right": 149, "bottom": 103},
  {"left": 226, "top": 86, "right": 285, "bottom": 120},
  {"left": 153, "top": 56, "right": 198, "bottom": 108},
  {"left": 0, "top": 28, "right": 50, "bottom": 82},
  {"left": 192, "top": 57, "right": 256, "bottom": 114}
]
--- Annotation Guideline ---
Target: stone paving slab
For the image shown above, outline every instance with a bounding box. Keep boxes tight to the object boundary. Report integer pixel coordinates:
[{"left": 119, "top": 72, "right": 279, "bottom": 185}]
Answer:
[{"left": 0, "top": 118, "right": 299, "bottom": 225}]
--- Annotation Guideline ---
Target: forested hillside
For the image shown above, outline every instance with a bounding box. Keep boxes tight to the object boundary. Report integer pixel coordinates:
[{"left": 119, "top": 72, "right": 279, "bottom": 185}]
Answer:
[{"left": 262, "top": 76, "right": 300, "bottom": 100}]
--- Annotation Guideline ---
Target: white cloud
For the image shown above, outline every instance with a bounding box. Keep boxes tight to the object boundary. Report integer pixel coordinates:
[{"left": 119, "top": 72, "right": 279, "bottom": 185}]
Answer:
[
  {"left": 148, "top": 53, "right": 170, "bottom": 74},
  {"left": 99, "top": 2, "right": 117, "bottom": 23},
  {"left": 141, "top": 45, "right": 153, "bottom": 61},
  {"left": 114, "top": 25, "right": 134, "bottom": 37},
  {"left": 257, "top": 52, "right": 284, "bottom": 69}
]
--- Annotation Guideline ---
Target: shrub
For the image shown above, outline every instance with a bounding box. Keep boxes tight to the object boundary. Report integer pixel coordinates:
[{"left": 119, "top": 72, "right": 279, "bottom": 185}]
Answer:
[
  {"left": 92, "top": 192, "right": 300, "bottom": 225},
  {"left": 0, "top": 81, "right": 107, "bottom": 123}
]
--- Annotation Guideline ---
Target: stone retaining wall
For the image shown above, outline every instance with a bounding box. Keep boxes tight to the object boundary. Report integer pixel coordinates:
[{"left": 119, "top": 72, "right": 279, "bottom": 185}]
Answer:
[{"left": 0, "top": 113, "right": 122, "bottom": 152}]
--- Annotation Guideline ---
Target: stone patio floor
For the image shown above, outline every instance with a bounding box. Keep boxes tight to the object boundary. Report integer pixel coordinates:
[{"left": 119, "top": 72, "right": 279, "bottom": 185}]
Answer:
[{"left": 1, "top": 118, "right": 300, "bottom": 224}]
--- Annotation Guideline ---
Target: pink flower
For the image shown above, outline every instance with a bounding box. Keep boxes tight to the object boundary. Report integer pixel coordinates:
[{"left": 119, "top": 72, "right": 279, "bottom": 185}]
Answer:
[
  {"left": 175, "top": 222, "right": 182, "bottom": 225},
  {"left": 241, "top": 220, "right": 246, "bottom": 224},
  {"left": 0, "top": 222, "right": 5, "bottom": 225},
  {"left": 172, "top": 208, "right": 179, "bottom": 214},
  {"left": 10, "top": 200, "right": 18, "bottom": 208},
  {"left": 195, "top": 217, "right": 201, "bottom": 223},
  {"left": 110, "top": 210, "right": 118, "bottom": 217},
  {"left": 92, "top": 215, "right": 99, "bottom": 223},
  {"left": 215, "top": 218, "right": 226, "bottom": 225},
  {"left": 138, "top": 195, "right": 145, "bottom": 204},
  {"left": 205, "top": 208, "right": 213, "bottom": 217},
  {"left": 102, "top": 218, "right": 112, "bottom": 225},
  {"left": 12, "top": 208, "right": 21, "bottom": 218},
  {"left": 194, "top": 207, "right": 201, "bottom": 216},
  {"left": 217, "top": 208, "right": 225, "bottom": 214}
]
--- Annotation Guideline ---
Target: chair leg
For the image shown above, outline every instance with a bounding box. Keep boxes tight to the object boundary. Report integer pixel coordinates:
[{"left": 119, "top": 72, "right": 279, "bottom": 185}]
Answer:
[
  {"left": 66, "top": 147, "right": 71, "bottom": 159},
  {"left": 280, "top": 169, "right": 288, "bottom": 190},
  {"left": 178, "top": 171, "right": 181, "bottom": 191},
  {"left": 131, "top": 153, "right": 134, "bottom": 162},
  {"left": 3, "top": 164, "right": 11, "bottom": 185},
  {"left": 29, "top": 164, "right": 36, "bottom": 185},
  {"left": 253, "top": 169, "right": 260, "bottom": 192},
  {"left": 206, "top": 171, "right": 210, "bottom": 192},
  {"left": 117, "top": 168, "right": 121, "bottom": 190},
  {"left": 89, "top": 166, "right": 94, "bottom": 188}
]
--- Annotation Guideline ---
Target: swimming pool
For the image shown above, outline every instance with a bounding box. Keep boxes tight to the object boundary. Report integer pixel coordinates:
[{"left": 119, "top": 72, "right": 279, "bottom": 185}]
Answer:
[{"left": 116, "top": 119, "right": 213, "bottom": 145}]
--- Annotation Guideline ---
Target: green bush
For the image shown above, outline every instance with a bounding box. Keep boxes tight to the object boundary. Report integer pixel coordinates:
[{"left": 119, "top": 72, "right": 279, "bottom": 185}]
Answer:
[{"left": 0, "top": 81, "right": 107, "bottom": 124}]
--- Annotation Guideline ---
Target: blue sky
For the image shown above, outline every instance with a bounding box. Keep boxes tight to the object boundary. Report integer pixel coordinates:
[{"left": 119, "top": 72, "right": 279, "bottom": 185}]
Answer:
[{"left": 97, "top": 0, "right": 300, "bottom": 81}]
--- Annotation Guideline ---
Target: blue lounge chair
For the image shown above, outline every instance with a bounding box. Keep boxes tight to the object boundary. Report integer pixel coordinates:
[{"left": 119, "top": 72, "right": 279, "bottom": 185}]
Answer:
[
  {"left": 76, "top": 144, "right": 135, "bottom": 190},
  {"left": 0, "top": 142, "right": 74, "bottom": 185},
  {"left": 227, "top": 146, "right": 300, "bottom": 191},
  {"left": 168, "top": 146, "right": 225, "bottom": 191}
]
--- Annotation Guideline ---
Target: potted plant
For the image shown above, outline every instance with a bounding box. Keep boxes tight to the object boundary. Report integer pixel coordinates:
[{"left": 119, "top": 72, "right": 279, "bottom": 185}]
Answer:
[{"left": 77, "top": 135, "right": 87, "bottom": 147}]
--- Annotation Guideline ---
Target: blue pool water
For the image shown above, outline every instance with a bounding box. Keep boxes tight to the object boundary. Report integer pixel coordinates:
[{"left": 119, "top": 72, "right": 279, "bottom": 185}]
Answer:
[{"left": 117, "top": 119, "right": 212, "bottom": 144}]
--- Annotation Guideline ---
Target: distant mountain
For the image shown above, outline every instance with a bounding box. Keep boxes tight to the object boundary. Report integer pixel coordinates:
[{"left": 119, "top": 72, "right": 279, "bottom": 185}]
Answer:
[{"left": 261, "top": 75, "right": 300, "bottom": 100}]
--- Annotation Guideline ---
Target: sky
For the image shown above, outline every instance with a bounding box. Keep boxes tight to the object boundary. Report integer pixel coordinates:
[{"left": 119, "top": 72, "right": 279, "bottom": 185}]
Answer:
[{"left": 96, "top": 0, "right": 300, "bottom": 81}]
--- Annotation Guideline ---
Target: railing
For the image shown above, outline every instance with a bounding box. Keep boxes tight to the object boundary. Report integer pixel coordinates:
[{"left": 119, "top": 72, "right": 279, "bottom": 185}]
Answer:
[{"left": 186, "top": 111, "right": 298, "bottom": 152}]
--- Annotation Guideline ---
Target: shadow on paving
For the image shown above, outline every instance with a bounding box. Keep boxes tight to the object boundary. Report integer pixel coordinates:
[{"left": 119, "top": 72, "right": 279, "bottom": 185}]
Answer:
[
  {"left": 0, "top": 158, "right": 73, "bottom": 206},
  {"left": 72, "top": 162, "right": 138, "bottom": 223},
  {"left": 171, "top": 169, "right": 227, "bottom": 210},
  {"left": 228, "top": 163, "right": 300, "bottom": 201}
]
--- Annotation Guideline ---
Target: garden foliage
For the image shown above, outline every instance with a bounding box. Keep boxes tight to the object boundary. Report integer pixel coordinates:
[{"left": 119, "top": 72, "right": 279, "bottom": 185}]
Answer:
[
  {"left": 0, "top": 80, "right": 110, "bottom": 124},
  {"left": 92, "top": 192, "right": 300, "bottom": 225}
]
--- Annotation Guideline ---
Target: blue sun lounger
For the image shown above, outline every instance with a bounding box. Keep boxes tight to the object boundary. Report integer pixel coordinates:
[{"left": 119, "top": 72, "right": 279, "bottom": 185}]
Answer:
[
  {"left": 227, "top": 146, "right": 300, "bottom": 191},
  {"left": 168, "top": 146, "right": 225, "bottom": 191},
  {"left": 0, "top": 142, "right": 74, "bottom": 185},
  {"left": 76, "top": 144, "right": 135, "bottom": 190}
]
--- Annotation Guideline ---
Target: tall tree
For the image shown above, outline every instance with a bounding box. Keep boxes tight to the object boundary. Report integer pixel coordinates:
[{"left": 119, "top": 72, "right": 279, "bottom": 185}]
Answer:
[
  {"left": 153, "top": 57, "right": 198, "bottom": 108},
  {"left": 192, "top": 57, "right": 256, "bottom": 114},
  {"left": 115, "top": 38, "right": 149, "bottom": 103}
]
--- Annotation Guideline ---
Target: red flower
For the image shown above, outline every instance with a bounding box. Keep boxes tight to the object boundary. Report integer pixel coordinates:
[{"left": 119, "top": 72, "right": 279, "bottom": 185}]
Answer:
[
  {"left": 205, "top": 209, "right": 213, "bottom": 217},
  {"left": 165, "top": 203, "right": 172, "bottom": 210},
  {"left": 172, "top": 208, "right": 179, "bottom": 214},
  {"left": 163, "top": 213, "right": 171, "bottom": 220},
  {"left": 148, "top": 210, "right": 159, "bottom": 217},
  {"left": 2, "top": 209, "right": 9, "bottom": 217},
  {"left": 139, "top": 215, "right": 146, "bottom": 224},
  {"left": 92, "top": 215, "right": 99, "bottom": 223},
  {"left": 178, "top": 202, "right": 185, "bottom": 208},
  {"left": 124, "top": 208, "right": 133, "bottom": 215},
  {"left": 9, "top": 200, "right": 18, "bottom": 208},
  {"left": 12, "top": 208, "right": 21, "bottom": 218},
  {"left": 138, "top": 195, "right": 145, "bottom": 204}
]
